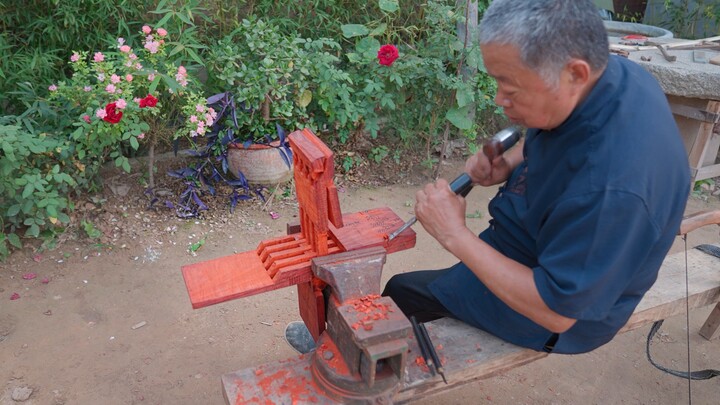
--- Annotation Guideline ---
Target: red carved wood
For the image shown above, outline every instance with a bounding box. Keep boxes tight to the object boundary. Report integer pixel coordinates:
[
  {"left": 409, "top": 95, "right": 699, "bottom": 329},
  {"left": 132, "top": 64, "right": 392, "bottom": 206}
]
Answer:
[{"left": 181, "top": 129, "right": 416, "bottom": 319}]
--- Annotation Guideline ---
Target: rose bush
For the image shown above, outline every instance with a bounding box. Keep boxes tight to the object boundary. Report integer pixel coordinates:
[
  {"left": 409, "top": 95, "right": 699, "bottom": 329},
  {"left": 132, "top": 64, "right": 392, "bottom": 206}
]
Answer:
[
  {"left": 334, "top": 0, "right": 498, "bottom": 170},
  {"left": 48, "top": 25, "right": 205, "bottom": 189}
]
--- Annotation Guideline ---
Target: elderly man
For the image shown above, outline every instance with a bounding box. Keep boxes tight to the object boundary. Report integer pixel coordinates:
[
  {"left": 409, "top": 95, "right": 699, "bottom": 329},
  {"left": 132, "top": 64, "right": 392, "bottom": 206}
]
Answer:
[{"left": 382, "top": 0, "right": 691, "bottom": 354}]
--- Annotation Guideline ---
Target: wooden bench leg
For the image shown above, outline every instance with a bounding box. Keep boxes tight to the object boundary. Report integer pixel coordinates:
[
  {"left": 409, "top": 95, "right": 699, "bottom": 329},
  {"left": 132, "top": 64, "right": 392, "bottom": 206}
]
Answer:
[{"left": 699, "top": 302, "right": 720, "bottom": 340}]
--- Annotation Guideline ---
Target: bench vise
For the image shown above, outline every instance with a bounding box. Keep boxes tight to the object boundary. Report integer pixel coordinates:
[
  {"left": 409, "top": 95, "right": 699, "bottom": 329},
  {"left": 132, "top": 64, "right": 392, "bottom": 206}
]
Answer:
[{"left": 222, "top": 247, "right": 411, "bottom": 404}]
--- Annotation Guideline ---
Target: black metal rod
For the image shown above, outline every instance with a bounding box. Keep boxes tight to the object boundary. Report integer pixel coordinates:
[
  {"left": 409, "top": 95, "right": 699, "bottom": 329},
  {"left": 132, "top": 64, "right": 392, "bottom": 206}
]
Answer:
[
  {"left": 410, "top": 316, "right": 436, "bottom": 376},
  {"left": 419, "top": 321, "right": 448, "bottom": 384}
]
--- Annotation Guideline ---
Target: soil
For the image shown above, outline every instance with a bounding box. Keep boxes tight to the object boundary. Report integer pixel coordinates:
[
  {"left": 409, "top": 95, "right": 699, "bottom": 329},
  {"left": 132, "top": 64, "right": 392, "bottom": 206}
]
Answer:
[{"left": 1, "top": 151, "right": 720, "bottom": 405}]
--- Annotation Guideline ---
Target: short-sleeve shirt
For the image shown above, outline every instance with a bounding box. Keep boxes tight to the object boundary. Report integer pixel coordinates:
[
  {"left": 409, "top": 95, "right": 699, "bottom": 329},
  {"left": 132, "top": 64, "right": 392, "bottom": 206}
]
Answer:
[{"left": 429, "top": 55, "right": 691, "bottom": 354}]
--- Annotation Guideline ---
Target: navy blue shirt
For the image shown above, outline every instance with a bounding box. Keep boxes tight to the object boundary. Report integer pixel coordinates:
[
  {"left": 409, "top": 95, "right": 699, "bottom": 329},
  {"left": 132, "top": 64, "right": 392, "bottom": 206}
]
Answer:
[{"left": 429, "top": 55, "right": 690, "bottom": 354}]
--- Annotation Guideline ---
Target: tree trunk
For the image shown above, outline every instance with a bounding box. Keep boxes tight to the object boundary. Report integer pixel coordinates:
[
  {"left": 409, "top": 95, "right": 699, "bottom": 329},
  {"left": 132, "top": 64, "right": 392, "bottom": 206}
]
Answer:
[{"left": 148, "top": 139, "right": 156, "bottom": 190}]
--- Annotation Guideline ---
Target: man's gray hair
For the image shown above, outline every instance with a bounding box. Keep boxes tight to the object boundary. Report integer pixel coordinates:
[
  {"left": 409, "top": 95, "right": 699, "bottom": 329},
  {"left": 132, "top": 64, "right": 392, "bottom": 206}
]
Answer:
[{"left": 479, "top": 0, "right": 609, "bottom": 87}]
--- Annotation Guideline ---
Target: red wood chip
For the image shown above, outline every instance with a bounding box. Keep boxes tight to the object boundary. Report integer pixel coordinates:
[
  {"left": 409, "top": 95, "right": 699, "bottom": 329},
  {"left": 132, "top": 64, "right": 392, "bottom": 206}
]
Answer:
[
  {"left": 10, "top": 292, "right": 20, "bottom": 300},
  {"left": 22, "top": 273, "right": 37, "bottom": 280}
]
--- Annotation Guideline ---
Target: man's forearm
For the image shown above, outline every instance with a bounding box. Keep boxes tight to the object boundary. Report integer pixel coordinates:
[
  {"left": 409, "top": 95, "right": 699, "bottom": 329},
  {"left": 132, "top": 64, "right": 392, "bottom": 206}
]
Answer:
[{"left": 444, "top": 227, "right": 577, "bottom": 333}]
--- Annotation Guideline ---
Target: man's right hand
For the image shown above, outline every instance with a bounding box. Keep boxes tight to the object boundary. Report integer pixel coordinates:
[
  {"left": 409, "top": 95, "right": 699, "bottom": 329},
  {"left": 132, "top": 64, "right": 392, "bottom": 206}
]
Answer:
[{"left": 464, "top": 148, "right": 516, "bottom": 187}]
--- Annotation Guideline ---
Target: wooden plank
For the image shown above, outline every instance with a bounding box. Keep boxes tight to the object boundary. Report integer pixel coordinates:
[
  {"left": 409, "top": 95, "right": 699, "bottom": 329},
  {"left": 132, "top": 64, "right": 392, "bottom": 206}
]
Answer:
[
  {"left": 331, "top": 208, "right": 416, "bottom": 254},
  {"left": 621, "top": 247, "right": 720, "bottom": 332},
  {"left": 699, "top": 302, "right": 720, "bottom": 340},
  {"left": 395, "top": 318, "right": 547, "bottom": 403},
  {"left": 182, "top": 251, "right": 273, "bottom": 309},
  {"left": 298, "top": 281, "right": 326, "bottom": 342}
]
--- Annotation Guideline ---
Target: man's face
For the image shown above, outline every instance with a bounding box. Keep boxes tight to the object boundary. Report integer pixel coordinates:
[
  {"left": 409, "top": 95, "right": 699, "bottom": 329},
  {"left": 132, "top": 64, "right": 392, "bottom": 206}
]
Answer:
[{"left": 481, "top": 43, "right": 579, "bottom": 130}]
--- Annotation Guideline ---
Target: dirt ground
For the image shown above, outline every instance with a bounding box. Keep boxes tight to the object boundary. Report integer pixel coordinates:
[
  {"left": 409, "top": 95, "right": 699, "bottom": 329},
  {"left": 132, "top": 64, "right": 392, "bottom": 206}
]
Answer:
[{"left": 1, "top": 157, "right": 719, "bottom": 405}]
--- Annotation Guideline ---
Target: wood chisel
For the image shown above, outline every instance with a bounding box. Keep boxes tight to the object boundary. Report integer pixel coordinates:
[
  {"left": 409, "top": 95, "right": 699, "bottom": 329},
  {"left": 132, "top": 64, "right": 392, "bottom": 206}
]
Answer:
[{"left": 387, "top": 127, "right": 522, "bottom": 241}]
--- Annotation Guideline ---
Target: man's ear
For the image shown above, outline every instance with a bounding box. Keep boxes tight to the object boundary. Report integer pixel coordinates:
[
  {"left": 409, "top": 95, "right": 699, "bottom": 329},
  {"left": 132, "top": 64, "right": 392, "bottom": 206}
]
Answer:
[{"left": 566, "top": 59, "right": 591, "bottom": 86}]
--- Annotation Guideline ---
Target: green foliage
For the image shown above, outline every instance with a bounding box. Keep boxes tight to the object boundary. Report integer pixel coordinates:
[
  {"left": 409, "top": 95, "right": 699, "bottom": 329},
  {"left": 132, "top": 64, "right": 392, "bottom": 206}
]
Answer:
[
  {"left": 0, "top": 0, "right": 509, "bottom": 260},
  {"left": 0, "top": 119, "right": 76, "bottom": 259},
  {"left": 206, "top": 18, "right": 346, "bottom": 143},
  {"left": 81, "top": 220, "right": 103, "bottom": 239},
  {"left": 334, "top": 0, "right": 498, "bottom": 163},
  {"left": 0, "top": 0, "right": 150, "bottom": 114},
  {"left": 661, "top": 0, "right": 720, "bottom": 38}
]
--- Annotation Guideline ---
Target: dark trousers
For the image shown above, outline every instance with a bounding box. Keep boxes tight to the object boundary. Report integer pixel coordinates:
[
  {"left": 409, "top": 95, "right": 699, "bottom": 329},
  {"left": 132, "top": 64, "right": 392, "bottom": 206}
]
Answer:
[{"left": 381, "top": 269, "right": 456, "bottom": 323}]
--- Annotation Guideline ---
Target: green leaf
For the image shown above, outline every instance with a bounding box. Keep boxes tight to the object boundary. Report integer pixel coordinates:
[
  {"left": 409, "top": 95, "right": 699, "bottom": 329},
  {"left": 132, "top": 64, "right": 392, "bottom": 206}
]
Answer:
[
  {"left": 7, "top": 204, "right": 21, "bottom": 217},
  {"left": 26, "top": 224, "right": 40, "bottom": 238},
  {"left": 7, "top": 233, "right": 21, "bottom": 249},
  {"left": 149, "top": 75, "right": 162, "bottom": 94},
  {"left": 456, "top": 88, "right": 475, "bottom": 108},
  {"left": 155, "top": 12, "right": 173, "bottom": 28},
  {"left": 186, "top": 48, "right": 205, "bottom": 66},
  {"left": 297, "top": 90, "right": 312, "bottom": 108},
  {"left": 467, "top": 47, "right": 486, "bottom": 72},
  {"left": 122, "top": 159, "right": 131, "bottom": 173},
  {"left": 446, "top": 106, "right": 473, "bottom": 130},
  {"left": 341, "top": 24, "right": 370, "bottom": 38},
  {"left": 130, "top": 137, "right": 140, "bottom": 150},
  {"left": 71, "top": 127, "right": 84, "bottom": 140},
  {"left": 188, "top": 237, "right": 206, "bottom": 253},
  {"left": 356, "top": 37, "right": 381, "bottom": 60},
  {"left": 370, "top": 23, "right": 388, "bottom": 37},
  {"left": 379, "top": 0, "right": 399, "bottom": 13},
  {"left": 169, "top": 43, "right": 185, "bottom": 56},
  {"left": 22, "top": 183, "right": 34, "bottom": 199}
]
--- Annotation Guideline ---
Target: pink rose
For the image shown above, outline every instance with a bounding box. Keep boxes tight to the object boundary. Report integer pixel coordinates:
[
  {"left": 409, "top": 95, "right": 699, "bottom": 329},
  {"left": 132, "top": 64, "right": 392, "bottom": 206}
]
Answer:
[
  {"left": 142, "top": 25, "right": 151, "bottom": 34},
  {"left": 111, "top": 74, "right": 121, "bottom": 84},
  {"left": 144, "top": 41, "right": 160, "bottom": 54},
  {"left": 83, "top": 115, "right": 91, "bottom": 123},
  {"left": 105, "top": 84, "right": 116, "bottom": 93},
  {"left": 156, "top": 28, "right": 167, "bottom": 37},
  {"left": 48, "top": 84, "right": 57, "bottom": 91},
  {"left": 116, "top": 99, "right": 127, "bottom": 109},
  {"left": 120, "top": 45, "right": 131, "bottom": 53},
  {"left": 70, "top": 52, "right": 80, "bottom": 62},
  {"left": 93, "top": 52, "right": 104, "bottom": 62},
  {"left": 117, "top": 37, "right": 125, "bottom": 45},
  {"left": 138, "top": 133, "right": 145, "bottom": 140},
  {"left": 96, "top": 108, "right": 107, "bottom": 119},
  {"left": 83, "top": 86, "right": 92, "bottom": 92},
  {"left": 125, "top": 74, "right": 133, "bottom": 82}
]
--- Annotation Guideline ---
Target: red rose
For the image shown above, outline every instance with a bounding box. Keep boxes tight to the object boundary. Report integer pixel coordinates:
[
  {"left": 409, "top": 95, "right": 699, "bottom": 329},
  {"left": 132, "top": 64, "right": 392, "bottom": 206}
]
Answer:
[
  {"left": 139, "top": 94, "right": 158, "bottom": 108},
  {"left": 102, "top": 102, "right": 123, "bottom": 124},
  {"left": 377, "top": 44, "right": 399, "bottom": 66}
]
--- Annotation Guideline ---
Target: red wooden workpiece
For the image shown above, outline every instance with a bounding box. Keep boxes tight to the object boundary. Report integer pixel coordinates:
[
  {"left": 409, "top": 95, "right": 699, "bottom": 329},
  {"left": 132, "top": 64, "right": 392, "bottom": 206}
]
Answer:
[{"left": 181, "top": 128, "right": 416, "bottom": 339}]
